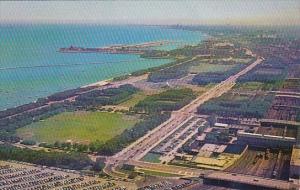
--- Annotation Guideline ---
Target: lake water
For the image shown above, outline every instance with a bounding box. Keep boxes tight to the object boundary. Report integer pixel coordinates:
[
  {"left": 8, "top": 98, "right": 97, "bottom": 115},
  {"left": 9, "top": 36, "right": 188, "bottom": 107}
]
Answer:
[{"left": 0, "top": 24, "right": 205, "bottom": 110}]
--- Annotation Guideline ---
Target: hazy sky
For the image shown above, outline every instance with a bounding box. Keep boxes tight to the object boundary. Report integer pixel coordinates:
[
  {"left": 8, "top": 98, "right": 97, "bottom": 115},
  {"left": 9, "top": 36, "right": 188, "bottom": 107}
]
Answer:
[{"left": 0, "top": 0, "right": 299, "bottom": 25}]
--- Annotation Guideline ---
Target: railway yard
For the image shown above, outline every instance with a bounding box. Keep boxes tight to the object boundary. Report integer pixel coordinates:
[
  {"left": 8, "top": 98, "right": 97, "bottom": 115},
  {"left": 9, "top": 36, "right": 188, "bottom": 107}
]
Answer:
[{"left": 225, "top": 148, "right": 291, "bottom": 180}]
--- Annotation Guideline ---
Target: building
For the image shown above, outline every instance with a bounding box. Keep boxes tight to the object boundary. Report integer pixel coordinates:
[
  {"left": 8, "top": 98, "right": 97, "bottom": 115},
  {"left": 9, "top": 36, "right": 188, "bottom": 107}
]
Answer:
[
  {"left": 214, "top": 122, "right": 229, "bottom": 128},
  {"left": 203, "top": 172, "right": 297, "bottom": 190},
  {"left": 237, "top": 132, "right": 296, "bottom": 149},
  {"left": 260, "top": 119, "right": 300, "bottom": 129},
  {"left": 290, "top": 146, "right": 300, "bottom": 178}
]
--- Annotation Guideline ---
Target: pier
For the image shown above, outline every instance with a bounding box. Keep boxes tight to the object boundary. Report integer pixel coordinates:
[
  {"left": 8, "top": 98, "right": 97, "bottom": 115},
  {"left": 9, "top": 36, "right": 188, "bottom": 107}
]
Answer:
[{"left": 59, "top": 41, "right": 173, "bottom": 54}]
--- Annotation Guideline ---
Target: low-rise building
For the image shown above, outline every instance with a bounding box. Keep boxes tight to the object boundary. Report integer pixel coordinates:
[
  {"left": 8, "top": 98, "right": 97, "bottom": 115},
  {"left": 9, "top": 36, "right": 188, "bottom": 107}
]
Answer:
[
  {"left": 237, "top": 131, "right": 296, "bottom": 149},
  {"left": 290, "top": 146, "right": 300, "bottom": 178}
]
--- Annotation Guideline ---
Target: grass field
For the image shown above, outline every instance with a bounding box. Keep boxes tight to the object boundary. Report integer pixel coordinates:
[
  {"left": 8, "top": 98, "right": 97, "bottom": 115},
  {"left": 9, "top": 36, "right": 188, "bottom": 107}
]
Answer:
[
  {"left": 198, "top": 92, "right": 274, "bottom": 118},
  {"left": 118, "top": 91, "right": 147, "bottom": 108},
  {"left": 142, "top": 152, "right": 161, "bottom": 163},
  {"left": 231, "top": 58, "right": 252, "bottom": 64},
  {"left": 17, "top": 111, "right": 139, "bottom": 144},
  {"left": 234, "top": 82, "right": 265, "bottom": 91},
  {"left": 189, "top": 62, "right": 235, "bottom": 74},
  {"left": 138, "top": 169, "right": 181, "bottom": 177},
  {"left": 234, "top": 81, "right": 282, "bottom": 91}
]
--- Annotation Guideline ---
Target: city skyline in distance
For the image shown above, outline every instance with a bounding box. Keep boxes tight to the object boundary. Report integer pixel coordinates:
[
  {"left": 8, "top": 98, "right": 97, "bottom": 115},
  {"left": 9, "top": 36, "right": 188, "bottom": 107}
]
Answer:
[{"left": 0, "top": 0, "right": 299, "bottom": 26}]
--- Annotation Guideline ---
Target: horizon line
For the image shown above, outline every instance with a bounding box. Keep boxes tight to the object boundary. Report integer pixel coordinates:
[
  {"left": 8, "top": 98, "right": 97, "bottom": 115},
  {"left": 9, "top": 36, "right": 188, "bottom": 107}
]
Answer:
[{"left": 1, "top": 21, "right": 300, "bottom": 28}]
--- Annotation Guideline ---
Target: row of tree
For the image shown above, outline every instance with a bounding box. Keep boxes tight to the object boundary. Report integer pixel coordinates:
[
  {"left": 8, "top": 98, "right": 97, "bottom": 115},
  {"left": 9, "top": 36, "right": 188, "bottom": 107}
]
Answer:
[
  {"left": 0, "top": 144, "right": 93, "bottom": 170},
  {"left": 238, "top": 58, "right": 288, "bottom": 84},
  {"left": 74, "top": 84, "right": 138, "bottom": 107},
  {"left": 93, "top": 89, "right": 196, "bottom": 155},
  {"left": 198, "top": 94, "right": 274, "bottom": 119},
  {"left": 133, "top": 88, "right": 196, "bottom": 114},
  {"left": 192, "top": 64, "right": 245, "bottom": 85},
  {"left": 147, "top": 61, "right": 193, "bottom": 83},
  {"left": 0, "top": 85, "right": 139, "bottom": 144},
  {"left": 0, "top": 103, "right": 67, "bottom": 142}
]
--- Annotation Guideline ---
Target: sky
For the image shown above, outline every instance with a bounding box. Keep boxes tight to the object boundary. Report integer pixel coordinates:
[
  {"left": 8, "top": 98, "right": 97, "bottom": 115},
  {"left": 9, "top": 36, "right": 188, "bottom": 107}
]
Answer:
[{"left": 0, "top": 0, "right": 299, "bottom": 26}]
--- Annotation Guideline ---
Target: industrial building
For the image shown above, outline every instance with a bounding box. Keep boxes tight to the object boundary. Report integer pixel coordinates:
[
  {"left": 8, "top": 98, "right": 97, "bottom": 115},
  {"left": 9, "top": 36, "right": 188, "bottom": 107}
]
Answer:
[
  {"left": 237, "top": 131, "right": 296, "bottom": 149},
  {"left": 203, "top": 172, "right": 297, "bottom": 190},
  {"left": 290, "top": 146, "right": 300, "bottom": 178}
]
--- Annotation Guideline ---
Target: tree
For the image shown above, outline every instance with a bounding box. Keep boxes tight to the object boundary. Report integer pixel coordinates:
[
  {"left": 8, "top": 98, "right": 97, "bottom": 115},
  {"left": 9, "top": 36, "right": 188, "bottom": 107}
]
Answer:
[{"left": 93, "top": 158, "right": 106, "bottom": 171}]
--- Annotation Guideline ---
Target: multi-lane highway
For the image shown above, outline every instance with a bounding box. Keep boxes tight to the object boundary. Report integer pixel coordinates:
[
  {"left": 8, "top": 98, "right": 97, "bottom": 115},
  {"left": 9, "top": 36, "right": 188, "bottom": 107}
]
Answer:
[{"left": 106, "top": 57, "right": 264, "bottom": 177}]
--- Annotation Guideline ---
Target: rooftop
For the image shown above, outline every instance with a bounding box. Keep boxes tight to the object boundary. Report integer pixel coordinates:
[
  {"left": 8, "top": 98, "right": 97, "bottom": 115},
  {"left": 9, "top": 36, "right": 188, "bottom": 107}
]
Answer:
[
  {"left": 260, "top": 119, "right": 300, "bottom": 128},
  {"left": 238, "top": 131, "right": 296, "bottom": 142},
  {"left": 205, "top": 172, "right": 296, "bottom": 190},
  {"left": 193, "top": 156, "right": 227, "bottom": 167},
  {"left": 291, "top": 146, "right": 300, "bottom": 166},
  {"left": 200, "top": 143, "right": 227, "bottom": 153},
  {"left": 214, "top": 122, "right": 229, "bottom": 128}
]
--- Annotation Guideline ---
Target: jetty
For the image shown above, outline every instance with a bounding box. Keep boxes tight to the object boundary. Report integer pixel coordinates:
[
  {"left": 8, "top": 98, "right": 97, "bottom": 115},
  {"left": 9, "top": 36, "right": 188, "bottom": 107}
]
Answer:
[{"left": 59, "top": 40, "right": 173, "bottom": 54}]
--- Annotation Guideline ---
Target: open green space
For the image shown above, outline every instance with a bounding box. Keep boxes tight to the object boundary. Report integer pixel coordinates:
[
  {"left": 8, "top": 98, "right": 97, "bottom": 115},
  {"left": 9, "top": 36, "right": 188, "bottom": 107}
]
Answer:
[
  {"left": 189, "top": 62, "right": 235, "bottom": 74},
  {"left": 233, "top": 82, "right": 264, "bottom": 91},
  {"left": 75, "top": 84, "right": 139, "bottom": 107},
  {"left": 133, "top": 88, "right": 195, "bottom": 114},
  {"left": 230, "top": 58, "right": 253, "bottom": 64},
  {"left": 0, "top": 144, "right": 92, "bottom": 170},
  {"left": 141, "top": 152, "right": 161, "bottom": 163},
  {"left": 97, "top": 89, "right": 194, "bottom": 155},
  {"left": 16, "top": 111, "right": 138, "bottom": 144},
  {"left": 233, "top": 82, "right": 278, "bottom": 91},
  {"left": 282, "top": 78, "right": 300, "bottom": 91},
  {"left": 118, "top": 91, "right": 147, "bottom": 108},
  {"left": 238, "top": 58, "right": 288, "bottom": 85},
  {"left": 138, "top": 169, "right": 181, "bottom": 177},
  {"left": 198, "top": 93, "right": 274, "bottom": 118}
]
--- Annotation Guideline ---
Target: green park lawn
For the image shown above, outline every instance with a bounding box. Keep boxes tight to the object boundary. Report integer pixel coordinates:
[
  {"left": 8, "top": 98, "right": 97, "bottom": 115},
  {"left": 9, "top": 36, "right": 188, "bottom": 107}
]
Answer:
[
  {"left": 138, "top": 169, "right": 181, "bottom": 177},
  {"left": 118, "top": 91, "right": 147, "bottom": 108},
  {"left": 141, "top": 152, "right": 161, "bottom": 163},
  {"left": 189, "top": 62, "right": 235, "bottom": 74},
  {"left": 234, "top": 81, "right": 281, "bottom": 91},
  {"left": 16, "top": 111, "right": 138, "bottom": 144}
]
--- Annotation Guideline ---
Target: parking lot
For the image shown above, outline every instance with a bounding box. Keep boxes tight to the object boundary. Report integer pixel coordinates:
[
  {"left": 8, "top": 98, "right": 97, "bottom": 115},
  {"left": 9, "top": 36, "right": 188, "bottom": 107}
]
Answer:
[{"left": 0, "top": 161, "right": 135, "bottom": 190}]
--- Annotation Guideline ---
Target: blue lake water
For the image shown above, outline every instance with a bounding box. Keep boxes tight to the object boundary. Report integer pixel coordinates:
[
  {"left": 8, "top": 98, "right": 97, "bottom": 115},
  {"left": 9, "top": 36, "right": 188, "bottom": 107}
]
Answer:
[{"left": 0, "top": 24, "right": 205, "bottom": 110}]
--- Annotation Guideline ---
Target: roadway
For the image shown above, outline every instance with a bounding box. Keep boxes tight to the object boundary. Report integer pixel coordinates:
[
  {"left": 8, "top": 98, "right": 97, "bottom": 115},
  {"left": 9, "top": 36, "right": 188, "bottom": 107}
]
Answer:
[
  {"left": 1, "top": 74, "right": 148, "bottom": 120},
  {"left": 105, "top": 57, "right": 264, "bottom": 177}
]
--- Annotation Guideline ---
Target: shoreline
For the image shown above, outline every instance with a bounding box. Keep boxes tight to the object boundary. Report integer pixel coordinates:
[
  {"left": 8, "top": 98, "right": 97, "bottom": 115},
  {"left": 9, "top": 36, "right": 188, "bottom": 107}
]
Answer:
[
  {"left": 0, "top": 58, "right": 169, "bottom": 112},
  {"left": 1, "top": 54, "right": 180, "bottom": 112},
  {"left": 0, "top": 33, "right": 208, "bottom": 111},
  {"left": 0, "top": 24, "right": 208, "bottom": 112},
  {"left": 81, "top": 79, "right": 111, "bottom": 88},
  {"left": 0, "top": 61, "right": 154, "bottom": 112}
]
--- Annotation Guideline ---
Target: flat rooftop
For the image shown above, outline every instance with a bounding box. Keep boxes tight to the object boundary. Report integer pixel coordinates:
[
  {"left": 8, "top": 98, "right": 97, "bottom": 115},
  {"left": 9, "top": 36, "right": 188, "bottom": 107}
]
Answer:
[
  {"left": 214, "top": 122, "right": 229, "bottom": 128},
  {"left": 256, "top": 127, "right": 285, "bottom": 136},
  {"left": 260, "top": 119, "right": 300, "bottom": 128},
  {"left": 237, "top": 131, "right": 296, "bottom": 142},
  {"left": 204, "top": 172, "right": 297, "bottom": 190},
  {"left": 193, "top": 156, "right": 227, "bottom": 167},
  {"left": 291, "top": 146, "right": 300, "bottom": 166},
  {"left": 200, "top": 143, "right": 227, "bottom": 153}
]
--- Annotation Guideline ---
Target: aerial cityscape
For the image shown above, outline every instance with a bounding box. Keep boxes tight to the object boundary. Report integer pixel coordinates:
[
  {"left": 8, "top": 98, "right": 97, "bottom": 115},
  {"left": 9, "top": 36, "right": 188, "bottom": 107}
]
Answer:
[{"left": 0, "top": 1, "right": 300, "bottom": 190}]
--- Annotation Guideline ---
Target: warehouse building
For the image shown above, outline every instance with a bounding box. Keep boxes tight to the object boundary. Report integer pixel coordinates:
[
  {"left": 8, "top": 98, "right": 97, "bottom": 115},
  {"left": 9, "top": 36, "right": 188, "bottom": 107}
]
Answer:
[
  {"left": 237, "top": 131, "right": 296, "bottom": 149},
  {"left": 290, "top": 146, "right": 300, "bottom": 179}
]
